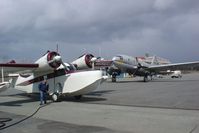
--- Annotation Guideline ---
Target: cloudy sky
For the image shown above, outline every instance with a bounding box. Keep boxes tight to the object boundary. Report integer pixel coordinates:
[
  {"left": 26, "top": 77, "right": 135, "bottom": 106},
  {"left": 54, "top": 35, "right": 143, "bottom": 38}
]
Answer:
[{"left": 0, "top": 0, "right": 199, "bottom": 63}]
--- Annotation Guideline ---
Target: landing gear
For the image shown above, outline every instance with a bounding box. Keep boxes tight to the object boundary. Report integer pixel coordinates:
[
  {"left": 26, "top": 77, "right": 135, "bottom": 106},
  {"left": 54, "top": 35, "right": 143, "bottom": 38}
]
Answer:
[
  {"left": 143, "top": 73, "right": 150, "bottom": 82},
  {"left": 112, "top": 73, "right": 117, "bottom": 82},
  {"left": 74, "top": 95, "right": 82, "bottom": 100},
  {"left": 51, "top": 93, "right": 60, "bottom": 102},
  {"left": 143, "top": 73, "right": 153, "bottom": 82},
  {"left": 112, "top": 76, "right": 116, "bottom": 82},
  {"left": 143, "top": 75, "right": 148, "bottom": 82},
  {"left": 51, "top": 82, "right": 63, "bottom": 102}
]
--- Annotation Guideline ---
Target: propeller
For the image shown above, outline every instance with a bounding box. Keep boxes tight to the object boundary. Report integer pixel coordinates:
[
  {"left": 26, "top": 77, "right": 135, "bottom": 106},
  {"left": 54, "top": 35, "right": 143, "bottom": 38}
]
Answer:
[
  {"left": 48, "top": 55, "right": 61, "bottom": 64},
  {"left": 60, "top": 61, "right": 70, "bottom": 71},
  {"left": 135, "top": 57, "right": 142, "bottom": 68},
  {"left": 85, "top": 54, "right": 94, "bottom": 68},
  {"left": 47, "top": 51, "right": 62, "bottom": 69},
  {"left": 90, "top": 57, "right": 97, "bottom": 69},
  {"left": 90, "top": 57, "right": 97, "bottom": 62},
  {"left": 132, "top": 57, "right": 142, "bottom": 75}
]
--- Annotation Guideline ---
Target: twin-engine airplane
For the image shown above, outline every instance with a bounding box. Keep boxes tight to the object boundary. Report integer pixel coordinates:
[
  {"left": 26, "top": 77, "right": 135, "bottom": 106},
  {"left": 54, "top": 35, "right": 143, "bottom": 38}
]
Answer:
[
  {"left": 0, "top": 51, "right": 107, "bottom": 101},
  {"left": 108, "top": 54, "right": 199, "bottom": 82}
]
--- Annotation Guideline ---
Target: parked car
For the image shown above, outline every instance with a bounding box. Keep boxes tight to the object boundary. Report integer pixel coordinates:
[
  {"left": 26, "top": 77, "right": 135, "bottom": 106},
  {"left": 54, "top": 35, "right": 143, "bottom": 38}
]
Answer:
[{"left": 171, "top": 70, "right": 182, "bottom": 78}]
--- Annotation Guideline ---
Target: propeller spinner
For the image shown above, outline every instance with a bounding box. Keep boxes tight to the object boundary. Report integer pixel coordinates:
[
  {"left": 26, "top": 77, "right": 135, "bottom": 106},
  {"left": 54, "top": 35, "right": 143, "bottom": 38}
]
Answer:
[{"left": 47, "top": 51, "right": 62, "bottom": 69}]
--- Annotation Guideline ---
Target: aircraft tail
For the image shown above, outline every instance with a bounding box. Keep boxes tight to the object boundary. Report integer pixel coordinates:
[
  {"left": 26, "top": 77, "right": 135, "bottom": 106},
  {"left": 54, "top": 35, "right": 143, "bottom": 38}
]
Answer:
[
  {"left": 151, "top": 56, "right": 158, "bottom": 65},
  {"left": 150, "top": 55, "right": 171, "bottom": 65}
]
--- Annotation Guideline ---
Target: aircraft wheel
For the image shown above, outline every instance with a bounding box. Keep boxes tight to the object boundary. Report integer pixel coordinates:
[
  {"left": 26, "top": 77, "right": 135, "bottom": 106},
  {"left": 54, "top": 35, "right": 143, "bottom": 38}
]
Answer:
[
  {"left": 74, "top": 95, "right": 82, "bottom": 100},
  {"left": 52, "top": 93, "right": 60, "bottom": 102},
  {"left": 143, "top": 75, "right": 149, "bottom": 82},
  {"left": 112, "top": 77, "right": 116, "bottom": 82},
  {"left": 112, "top": 74, "right": 116, "bottom": 82},
  {"left": 150, "top": 75, "right": 153, "bottom": 80}
]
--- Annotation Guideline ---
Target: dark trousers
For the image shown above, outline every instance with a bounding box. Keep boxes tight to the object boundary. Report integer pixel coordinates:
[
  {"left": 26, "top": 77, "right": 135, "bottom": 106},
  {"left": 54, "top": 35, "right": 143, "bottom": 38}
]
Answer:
[{"left": 40, "top": 91, "right": 47, "bottom": 104}]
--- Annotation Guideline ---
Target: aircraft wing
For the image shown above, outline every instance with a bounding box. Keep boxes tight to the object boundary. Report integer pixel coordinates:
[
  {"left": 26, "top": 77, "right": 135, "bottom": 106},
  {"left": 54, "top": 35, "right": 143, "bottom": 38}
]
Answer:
[
  {"left": 0, "top": 63, "right": 39, "bottom": 75},
  {"left": 147, "top": 61, "right": 199, "bottom": 72}
]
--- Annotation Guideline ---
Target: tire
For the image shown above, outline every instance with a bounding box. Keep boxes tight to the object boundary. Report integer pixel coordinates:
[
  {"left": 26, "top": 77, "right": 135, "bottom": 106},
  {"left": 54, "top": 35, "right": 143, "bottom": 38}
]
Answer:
[
  {"left": 52, "top": 93, "right": 60, "bottom": 102},
  {"left": 51, "top": 82, "right": 63, "bottom": 102},
  {"left": 112, "top": 77, "right": 116, "bottom": 82},
  {"left": 55, "top": 83, "right": 63, "bottom": 94},
  {"left": 112, "top": 74, "right": 117, "bottom": 82},
  {"left": 143, "top": 75, "right": 149, "bottom": 82},
  {"left": 74, "top": 95, "right": 82, "bottom": 100}
]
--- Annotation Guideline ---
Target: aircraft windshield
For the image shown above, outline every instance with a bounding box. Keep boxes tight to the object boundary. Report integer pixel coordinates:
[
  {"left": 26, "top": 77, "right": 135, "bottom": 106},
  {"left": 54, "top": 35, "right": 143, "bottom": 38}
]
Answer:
[
  {"left": 65, "top": 63, "right": 76, "bottom": 71},
  {"left": 116, "top": 56, "right": 123, "bottom": 61}
]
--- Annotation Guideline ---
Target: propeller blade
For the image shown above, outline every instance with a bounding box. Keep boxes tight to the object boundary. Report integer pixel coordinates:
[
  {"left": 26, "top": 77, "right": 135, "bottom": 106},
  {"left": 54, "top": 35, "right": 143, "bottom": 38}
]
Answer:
[
  {"left": 135, "top": 57, "right": 142, "bottom": 68},
  {"left": 54, "top": 55, "right": 61, "bottom": 62},
  {"left": 59, "top": 60, "right": 70, "bottom": 71},
  {"left": 90, "top": 57, "right": 97, "bottom": 62},
  {"left": 48, "top": 55, "right": 61, "bottom": 64}
]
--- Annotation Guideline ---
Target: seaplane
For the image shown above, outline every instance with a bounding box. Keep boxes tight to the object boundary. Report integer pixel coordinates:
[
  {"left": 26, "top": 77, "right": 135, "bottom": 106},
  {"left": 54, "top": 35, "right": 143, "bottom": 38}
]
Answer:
[{"left": 0, "top": 51, "right": 107, "bottom": 101}]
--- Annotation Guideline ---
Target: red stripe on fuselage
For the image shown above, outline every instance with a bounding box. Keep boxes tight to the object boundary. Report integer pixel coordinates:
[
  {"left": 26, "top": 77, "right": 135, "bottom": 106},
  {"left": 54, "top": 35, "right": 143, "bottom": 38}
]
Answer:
[
  {"left": 0, "top": 63, "right": 39, "bottom": 68},
  {"left": 17, "top": 69, "right": 78, "bottom": 86}
]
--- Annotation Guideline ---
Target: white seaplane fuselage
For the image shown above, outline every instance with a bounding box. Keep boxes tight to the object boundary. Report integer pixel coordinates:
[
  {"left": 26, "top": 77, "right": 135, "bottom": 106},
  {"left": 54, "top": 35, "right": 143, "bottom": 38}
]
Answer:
[
  {"left": 14, "top": 68, "right": 106, "bottom": 97},
  {"left": 1, "top": 51, "right": 108, "bottom": 100}
]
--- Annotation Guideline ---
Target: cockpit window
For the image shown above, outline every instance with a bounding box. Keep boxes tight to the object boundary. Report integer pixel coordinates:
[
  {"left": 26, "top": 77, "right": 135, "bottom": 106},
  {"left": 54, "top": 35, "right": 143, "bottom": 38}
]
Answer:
[
  {"left": 116, "top": 56, "right": 123, "bottom": 61},
  {"left": 65, "top": 63, "right": 76, "bottom": 71}
]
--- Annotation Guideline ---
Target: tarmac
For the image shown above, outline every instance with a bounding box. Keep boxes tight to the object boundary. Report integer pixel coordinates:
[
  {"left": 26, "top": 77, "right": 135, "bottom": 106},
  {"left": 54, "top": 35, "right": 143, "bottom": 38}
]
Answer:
[{"left": 0, "top": 73, "right": 199, "bottom": 133}]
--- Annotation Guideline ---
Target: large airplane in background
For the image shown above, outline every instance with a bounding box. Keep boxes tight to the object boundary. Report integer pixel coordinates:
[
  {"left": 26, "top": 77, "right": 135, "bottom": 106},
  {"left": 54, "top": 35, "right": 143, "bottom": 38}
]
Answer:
[
  {"left": 0, "top": 51, "right": 107, "bottom": 101},
  {"left": 107, "top": 54, "right": 199, "bottom": 82}
]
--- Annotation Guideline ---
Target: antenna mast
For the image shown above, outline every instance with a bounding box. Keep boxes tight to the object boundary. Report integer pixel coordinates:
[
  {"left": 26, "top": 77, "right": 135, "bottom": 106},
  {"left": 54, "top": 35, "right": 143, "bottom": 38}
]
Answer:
[{"left": 56, "top": 44, "right": 59, "bottom": 53}]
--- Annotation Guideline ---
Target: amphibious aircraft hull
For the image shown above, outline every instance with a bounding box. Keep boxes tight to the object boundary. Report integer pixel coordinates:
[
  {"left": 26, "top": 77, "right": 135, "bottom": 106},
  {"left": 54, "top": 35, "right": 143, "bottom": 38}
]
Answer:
[{"left": 14, "top": 70, "right": 106, "bottom": 97}]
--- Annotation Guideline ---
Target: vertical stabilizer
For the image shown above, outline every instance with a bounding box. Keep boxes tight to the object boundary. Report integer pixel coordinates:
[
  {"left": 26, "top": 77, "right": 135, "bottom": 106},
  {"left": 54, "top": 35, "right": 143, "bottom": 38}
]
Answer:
[{"left": 151, "top": 56, "right": 158, "bottom": 65}]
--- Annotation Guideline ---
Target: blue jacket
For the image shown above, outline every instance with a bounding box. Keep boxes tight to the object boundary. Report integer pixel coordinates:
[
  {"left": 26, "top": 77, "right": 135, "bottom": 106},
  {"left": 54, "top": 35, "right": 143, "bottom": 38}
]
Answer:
[{"left": 38, "top": 82, "right": 49, "bottom": 92}]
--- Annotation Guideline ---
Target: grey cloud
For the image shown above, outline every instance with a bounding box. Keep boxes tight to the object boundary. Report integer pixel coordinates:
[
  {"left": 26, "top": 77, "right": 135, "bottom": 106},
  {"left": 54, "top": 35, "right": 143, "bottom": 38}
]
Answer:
[{"left": 0, "top": 0, "right": 199, "bottom": 62}]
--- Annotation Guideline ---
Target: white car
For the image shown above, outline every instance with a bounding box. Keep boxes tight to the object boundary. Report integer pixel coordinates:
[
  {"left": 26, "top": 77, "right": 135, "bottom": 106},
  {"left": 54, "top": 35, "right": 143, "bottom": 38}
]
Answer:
[{"left": 171, "top": 70, "right": 182, "bottom": 78}]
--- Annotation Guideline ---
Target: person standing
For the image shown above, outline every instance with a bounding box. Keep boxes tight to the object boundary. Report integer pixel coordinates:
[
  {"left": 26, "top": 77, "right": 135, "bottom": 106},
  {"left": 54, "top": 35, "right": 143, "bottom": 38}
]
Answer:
[{"left": 38, "top": 79, "right": 49, "bottom": 105}]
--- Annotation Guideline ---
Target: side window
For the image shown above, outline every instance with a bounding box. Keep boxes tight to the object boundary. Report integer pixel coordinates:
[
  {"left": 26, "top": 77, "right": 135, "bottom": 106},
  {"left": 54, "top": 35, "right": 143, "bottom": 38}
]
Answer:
[
  {"left": 67, "top": 63, "right": 76, "bottom": 71},
  {"left": 62, "top": 63, "right": 76, "bottom": 72}
]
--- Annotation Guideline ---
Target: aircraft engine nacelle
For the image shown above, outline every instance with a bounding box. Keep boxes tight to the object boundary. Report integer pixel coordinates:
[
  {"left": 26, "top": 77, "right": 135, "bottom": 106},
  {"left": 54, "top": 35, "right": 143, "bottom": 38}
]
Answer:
[
  {"left": 72, "top": 54, "right": 94, "bottom": 70},
  {"left": 35, "top": 51, "right": 62, "bottom": 71}
]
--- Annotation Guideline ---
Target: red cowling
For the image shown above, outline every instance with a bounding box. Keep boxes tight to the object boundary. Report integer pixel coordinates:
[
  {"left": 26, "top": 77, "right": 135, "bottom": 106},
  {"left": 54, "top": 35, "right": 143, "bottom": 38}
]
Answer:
[
  {"left": 85, "top": 54, "right": 94, "bottom": 68},
  {"left": 47, "top": 51, "right": 61, "bottom": 69}
]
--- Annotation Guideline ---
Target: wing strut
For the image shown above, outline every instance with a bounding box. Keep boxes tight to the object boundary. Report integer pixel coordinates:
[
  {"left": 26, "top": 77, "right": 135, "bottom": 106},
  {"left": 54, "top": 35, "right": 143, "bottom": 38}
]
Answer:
[{"left": 1, "top": 67, "right": 4, "bottom": 82}]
